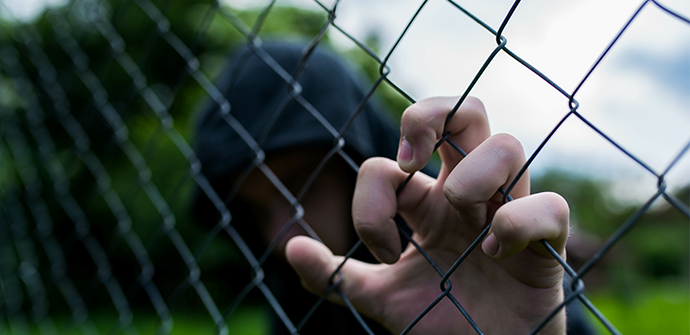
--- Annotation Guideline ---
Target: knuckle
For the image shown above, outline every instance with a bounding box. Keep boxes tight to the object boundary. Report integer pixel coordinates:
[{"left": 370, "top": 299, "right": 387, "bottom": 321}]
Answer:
[
  {"left": 542, "top": 192, "right": 570, "bottom": 226},
  {"left": 467, "top": 99, "right": 488, "bottom": 127},
  {"left": 352, "top": 207, "right": 381, "bottom": 238},
  {"left": 359, "top": 157, "right": 391, "bottom": 177},
  {"left": 401, "top": 103, "right": 441, "bottom": 141},
  {"left": 401, "top": 105, "right": 424, "bottom": 128},
  {"left": 354, "top": 220, "right": 379, "bottom": 241},
  {"left": 492, "top": 133, "right": 523, "bottom": 153},
  {"left": 489, "top": 133, "right": 525, "bottom": 163},
  {"left": 442, "top": 179, "right": 468, "bottom": 208},
  {"left": 353, "top": 213, "right": 377, "bottom": 233},
  {"left": 463, "top": 96, "right": 487, "bottom": 118},
  {"left": 494, "top": 207, "right": 523, "bottom": 237}
]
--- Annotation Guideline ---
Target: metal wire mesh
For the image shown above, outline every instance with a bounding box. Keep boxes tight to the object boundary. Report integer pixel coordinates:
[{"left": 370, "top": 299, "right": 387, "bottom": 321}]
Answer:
[{"left": 0, "top": 0, "right": 688, "bottom": 334}]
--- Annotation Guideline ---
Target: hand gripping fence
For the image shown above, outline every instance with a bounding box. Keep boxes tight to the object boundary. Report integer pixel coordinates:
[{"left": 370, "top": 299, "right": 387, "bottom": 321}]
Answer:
[{"left": 0, "top": 0, "right": 688, "bottom": 334}]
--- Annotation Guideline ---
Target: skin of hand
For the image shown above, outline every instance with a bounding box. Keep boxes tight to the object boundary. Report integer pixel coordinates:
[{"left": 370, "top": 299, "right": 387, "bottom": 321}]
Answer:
[{"left": 285, "top": 96, "right": 569, "bottom": 335}]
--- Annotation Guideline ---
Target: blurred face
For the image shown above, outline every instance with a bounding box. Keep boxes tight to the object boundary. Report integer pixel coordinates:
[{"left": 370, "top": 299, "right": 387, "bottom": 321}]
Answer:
[{"left": 236, "top": 148, "right": 355, "bottom": 258}]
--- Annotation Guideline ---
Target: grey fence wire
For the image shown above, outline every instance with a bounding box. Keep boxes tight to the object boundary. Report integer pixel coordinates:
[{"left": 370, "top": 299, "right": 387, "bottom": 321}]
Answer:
[{"left": 0, "top": 0, "right": 688, "bottom": 334}]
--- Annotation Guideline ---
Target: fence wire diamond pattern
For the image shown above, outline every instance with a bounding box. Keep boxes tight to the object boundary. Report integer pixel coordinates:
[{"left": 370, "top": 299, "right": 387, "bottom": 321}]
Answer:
[{"left": 0, "top": 0, "right": 688, "bottom": 334}]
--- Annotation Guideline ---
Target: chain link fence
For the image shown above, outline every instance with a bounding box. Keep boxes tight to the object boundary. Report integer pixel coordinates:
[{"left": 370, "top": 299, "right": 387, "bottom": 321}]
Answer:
[{"left": 0, "top": 0, "right": 688, "bottom": 334}]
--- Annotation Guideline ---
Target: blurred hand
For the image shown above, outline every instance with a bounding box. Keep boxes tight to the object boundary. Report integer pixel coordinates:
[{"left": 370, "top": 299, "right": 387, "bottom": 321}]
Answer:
[{"left": 286, "top": 96, "right": 569, "bottom": 334}]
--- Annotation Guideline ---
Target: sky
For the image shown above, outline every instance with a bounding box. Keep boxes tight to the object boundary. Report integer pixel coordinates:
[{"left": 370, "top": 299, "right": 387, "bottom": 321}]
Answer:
[
  {"left": 3, "top": 0, "right": 689, "bottom": 205},
  {"left": 233, "top": 0, "right": 690, "bottom": 205}
]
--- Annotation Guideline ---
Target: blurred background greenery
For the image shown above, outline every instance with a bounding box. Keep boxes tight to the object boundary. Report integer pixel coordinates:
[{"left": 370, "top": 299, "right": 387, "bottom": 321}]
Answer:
[{"left": 0, "top": 0, "right": 687, "bottom": 334}]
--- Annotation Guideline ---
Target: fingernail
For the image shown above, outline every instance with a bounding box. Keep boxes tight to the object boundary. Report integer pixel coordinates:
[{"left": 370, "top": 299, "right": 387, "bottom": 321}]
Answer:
[
  {"left": 398, "top": 138, "right": 413, "bottom": 164},
  {"left": 482, "top": 233, "right": 499, "bottom": 258},
  {"left": 370, "top": 245, "right": 395, "bottom": 264}
]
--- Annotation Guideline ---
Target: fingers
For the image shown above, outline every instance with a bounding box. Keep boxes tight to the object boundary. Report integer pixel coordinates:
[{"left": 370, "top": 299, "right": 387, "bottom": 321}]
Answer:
[
  {"left": 397, "top": 96, "right": 490, "bottom": 175},
  {"left": 285, "top": 236, "right": 381, "bottom": 318},
  {"left": 442, "top": 133, "right": 530, "bottom": 227},
  {"left": 352, "top": 157, "right": 436, "bottom": 264},
  {"left": 481, "top": 192, "right": 570, "bottom": 259}
]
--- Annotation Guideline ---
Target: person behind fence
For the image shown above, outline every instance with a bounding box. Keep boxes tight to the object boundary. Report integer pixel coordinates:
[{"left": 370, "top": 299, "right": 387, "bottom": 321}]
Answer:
[{"left": 193, "top": 42, "right": 594, "bottom": 335}]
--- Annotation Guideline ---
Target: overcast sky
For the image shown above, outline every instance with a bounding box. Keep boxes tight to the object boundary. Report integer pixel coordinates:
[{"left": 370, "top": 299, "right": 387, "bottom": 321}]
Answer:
[{"left": 4, "top": 0, "right": 689, "bottom": 204}]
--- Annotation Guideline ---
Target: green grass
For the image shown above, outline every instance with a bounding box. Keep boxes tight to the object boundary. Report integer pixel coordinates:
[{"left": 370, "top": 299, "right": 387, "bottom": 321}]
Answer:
[
  {"left": 587, "top": 285, "right": 689, "bottom": 335},
  {"left": 5, "top": 286, "right": 689, "bottom": 334},
  {"left": 5, "top": 306, "right": 269, "bottom": 335}
]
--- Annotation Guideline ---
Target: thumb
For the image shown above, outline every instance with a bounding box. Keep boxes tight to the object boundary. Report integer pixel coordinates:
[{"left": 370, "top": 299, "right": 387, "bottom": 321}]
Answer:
[{"left": 285, "top": 236, "right": 382, "bottom": 320}]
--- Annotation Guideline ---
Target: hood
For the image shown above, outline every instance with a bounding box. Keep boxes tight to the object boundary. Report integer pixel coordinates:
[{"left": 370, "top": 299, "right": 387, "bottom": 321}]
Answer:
[{"left": 194, "top": 42, "right": 400, "bottom": 185}]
